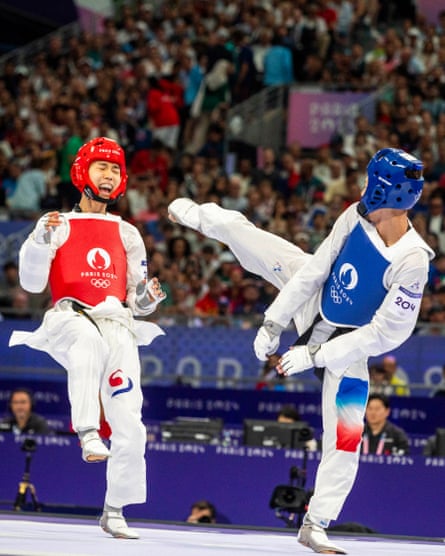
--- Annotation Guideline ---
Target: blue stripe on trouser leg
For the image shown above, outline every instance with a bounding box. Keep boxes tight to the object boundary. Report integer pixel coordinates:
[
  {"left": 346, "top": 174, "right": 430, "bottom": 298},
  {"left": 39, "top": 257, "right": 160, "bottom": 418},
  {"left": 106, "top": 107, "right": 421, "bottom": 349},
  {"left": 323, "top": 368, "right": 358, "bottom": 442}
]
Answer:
[
  {"left": 336, "top": 377, "right": 369, "bottom": 452},
  {"left": 307, "top": 372, "right": 369, "bottom": 525}
]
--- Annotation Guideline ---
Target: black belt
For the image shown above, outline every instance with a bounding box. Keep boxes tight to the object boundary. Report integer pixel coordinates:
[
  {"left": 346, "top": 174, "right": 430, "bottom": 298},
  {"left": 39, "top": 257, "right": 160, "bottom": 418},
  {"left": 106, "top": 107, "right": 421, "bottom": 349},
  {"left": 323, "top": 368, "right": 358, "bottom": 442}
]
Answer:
[
  {"left": 71, "top": 301, "right": 102, "bottom": 335},
  {"left": 293, "top": 313, "right": 353, "bottom": 382}
]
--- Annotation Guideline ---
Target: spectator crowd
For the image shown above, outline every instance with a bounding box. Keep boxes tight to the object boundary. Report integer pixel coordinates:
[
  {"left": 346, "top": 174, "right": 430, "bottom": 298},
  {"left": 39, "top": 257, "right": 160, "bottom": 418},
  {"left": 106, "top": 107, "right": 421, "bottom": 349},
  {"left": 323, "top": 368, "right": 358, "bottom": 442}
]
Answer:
[{"left": 0, "top": 0, "right": 445, "bottom": 335}]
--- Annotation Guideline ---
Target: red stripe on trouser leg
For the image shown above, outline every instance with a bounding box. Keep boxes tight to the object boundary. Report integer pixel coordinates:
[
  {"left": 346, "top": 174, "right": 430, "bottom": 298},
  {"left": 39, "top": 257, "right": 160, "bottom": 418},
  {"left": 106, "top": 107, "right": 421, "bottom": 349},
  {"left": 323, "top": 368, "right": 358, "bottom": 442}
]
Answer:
[{"left": 336, "top": 422, "right": 363, "bottom": 452}]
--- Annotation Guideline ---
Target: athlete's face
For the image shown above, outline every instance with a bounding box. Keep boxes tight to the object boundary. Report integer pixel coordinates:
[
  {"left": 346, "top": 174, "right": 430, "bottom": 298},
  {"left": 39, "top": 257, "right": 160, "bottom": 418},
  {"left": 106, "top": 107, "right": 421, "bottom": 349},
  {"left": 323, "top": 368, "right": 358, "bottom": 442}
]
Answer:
[{"left": 88, "top": 160, "right": 121, "bottom": 200}]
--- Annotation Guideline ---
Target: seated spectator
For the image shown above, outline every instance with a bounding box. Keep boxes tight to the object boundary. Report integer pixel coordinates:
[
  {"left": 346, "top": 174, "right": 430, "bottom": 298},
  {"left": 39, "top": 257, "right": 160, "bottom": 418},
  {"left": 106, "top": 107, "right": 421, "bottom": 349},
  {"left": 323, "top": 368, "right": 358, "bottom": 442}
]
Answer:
[
  {"left": 224, "top": 265, "right": 245, "bottom": 308},
  {"left": 195, "top": 244, "right": 219, "bottom": 281},
  {"left": 294, "top": 158, "right": 325, "bottom": 206},
  {"left": 426, "top": 193, "right": 445, "bottom": 254},
  {"left": 214, "top": 251, "right": 238, "bottom": 285},
  {"left": 306, "top": 206, "right": 330, "bottom": 252},
  {"left": 194, "top": 274, "right": 231, "bottom": 321},
  {"left": 277, "top": 151, "right": 300, "bottom": 200},
  {"left": 0, "top": 261, "right": 19, "bottom": 304},
  {"left": 0, "top": 388, "right": 53, "bottom": 435},
  {"left": 428, "top": 253, "right": 445, "bottom": 291},
  {"left": 167, "top": 236, "right": 192, "bottom": 272},
  {"left": 423, "top": 428, "right": 445, "bottom": 457},
  {"left": 294, "top": 231, "right": 311, "bottom": 253},
  {"left": 361, "top": 394, "right": 410, "bottom": 456},
  {"left": 186, "top": 499, "right": 217, "bottom": 524},
  {"left": 381, "top": 355, "right": 410, "bottom": 396},
  {"left": 432, "top": 365, "right": 445, "bottom": 398},
  {"left": 255, "top": 177, "right": 277, "bottom": 225},
  {"left": 277, "top": 404, "right": 301, "bottom": 423},
  {"left": 422, "top": 304, "right": 445, "bottom": 336},
  {"left": 369, "top": 364, "right": 392, "bottom": 396},
  {"left": 255, "top": 353, "right": 286, "bottom": 391},
  {"left": 323, "top": 159, "right": 347, "bottom": 204},
  {"left": 221, "top": 174, "right": 249, "bottom": 212},
  {"left": 162, "top": 282, "right": 195, "bottom": 320},
  {"left": 2, "top": 158, "right": 22, "bottom": 203},
  {"left": 198, "top": 123, "right": 225, "bottom": 163},
  {"left": 252, "top": 147, "right": 281, "bottom": 190},
  {"left": 0, "top": 259, "right": 35, "bottom": 318},
  {"left": 267, "top": 195, "right": 290, "bottom": 237},
  {"left": 7, "top": 151, "right": 58, "bottom": 219},
  {"left": 129, "top": 140, "right": 170, "bottom": 192},
  {"left": 232, "top": 280, "right": 266, "bottom": 322},
  {"left": 125, "top": 172, "right": 151, "bottom": 218},
  {"left": 4, "top": 286, "right": 33, "bottom": 319}
]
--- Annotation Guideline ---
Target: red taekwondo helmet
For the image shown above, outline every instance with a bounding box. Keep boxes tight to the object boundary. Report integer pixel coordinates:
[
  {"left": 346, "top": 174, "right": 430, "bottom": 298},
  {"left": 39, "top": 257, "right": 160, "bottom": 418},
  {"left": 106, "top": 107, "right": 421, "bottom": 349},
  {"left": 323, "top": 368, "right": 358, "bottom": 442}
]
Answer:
[
  {"left": 70, "top": 137, "right": 128, "bottom": 205},
  {"left": 358, "top": 148, "right": 424, "bottom": 216}
]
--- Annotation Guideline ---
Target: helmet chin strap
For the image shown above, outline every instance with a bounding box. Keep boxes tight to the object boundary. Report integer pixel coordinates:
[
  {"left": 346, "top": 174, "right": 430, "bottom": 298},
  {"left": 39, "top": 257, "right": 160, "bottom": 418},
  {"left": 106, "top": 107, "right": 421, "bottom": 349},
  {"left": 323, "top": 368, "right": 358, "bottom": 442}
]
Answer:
[
  {"left": 84, "top": 186, "right": 118, "bottom": 206},
  {"left": 357, "top": 201, "right": 368, "bottom": 217}
]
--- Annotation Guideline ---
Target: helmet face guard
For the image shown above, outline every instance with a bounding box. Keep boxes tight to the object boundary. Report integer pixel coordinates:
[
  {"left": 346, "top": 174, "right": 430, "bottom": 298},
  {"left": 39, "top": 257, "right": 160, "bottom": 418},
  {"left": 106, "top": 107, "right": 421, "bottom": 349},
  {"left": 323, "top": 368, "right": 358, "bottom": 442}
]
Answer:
[
  {"left": 358, "top": 148, "right": 424, "bottom": 216},
  {"left": 70, "top": 137, "right": 128, "bottom": 204}
]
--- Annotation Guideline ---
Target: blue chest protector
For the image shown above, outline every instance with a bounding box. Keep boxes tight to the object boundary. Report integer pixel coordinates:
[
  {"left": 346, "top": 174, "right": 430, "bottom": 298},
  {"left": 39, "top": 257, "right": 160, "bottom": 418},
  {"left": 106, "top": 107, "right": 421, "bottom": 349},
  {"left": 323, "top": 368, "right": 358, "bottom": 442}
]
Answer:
[{"left": 320, "top": 222, "right": 390, "bottom": 328}]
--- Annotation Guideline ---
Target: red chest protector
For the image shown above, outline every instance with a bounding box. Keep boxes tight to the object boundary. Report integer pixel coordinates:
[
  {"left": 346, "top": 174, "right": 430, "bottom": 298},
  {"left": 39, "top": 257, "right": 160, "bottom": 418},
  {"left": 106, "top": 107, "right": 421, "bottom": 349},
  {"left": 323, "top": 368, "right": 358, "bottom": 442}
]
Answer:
[{"left": 49, "top": 217, "right": 127, "bottom": 306}]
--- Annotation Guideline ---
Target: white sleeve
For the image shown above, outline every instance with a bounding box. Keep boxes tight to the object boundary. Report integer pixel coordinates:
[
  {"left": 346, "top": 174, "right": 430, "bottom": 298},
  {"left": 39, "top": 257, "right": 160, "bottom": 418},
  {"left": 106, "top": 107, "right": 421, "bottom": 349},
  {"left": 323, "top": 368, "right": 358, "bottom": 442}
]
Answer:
[
  {"left": 18, "top": 215, "right": 62, "bottom": 293},
  {"left": 19, "top": 238, "right": 52, "bottom": 293},
  {"left": 264, "top": 206, "right": 356, "bottom": 327},
  {"left": 314, "top": 248, "right": 430, "bottom": 376},
  {"left": 120, "top": 221, "right": 154, "bottom": 316}
]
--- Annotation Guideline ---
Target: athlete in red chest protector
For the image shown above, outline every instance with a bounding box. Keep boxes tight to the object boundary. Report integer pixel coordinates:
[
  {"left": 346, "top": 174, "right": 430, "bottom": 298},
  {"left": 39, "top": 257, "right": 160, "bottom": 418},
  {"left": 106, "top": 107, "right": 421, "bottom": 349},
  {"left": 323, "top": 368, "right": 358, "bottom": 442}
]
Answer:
[{"left": 10, "top": 137, "right": 166, "bottom": 539}]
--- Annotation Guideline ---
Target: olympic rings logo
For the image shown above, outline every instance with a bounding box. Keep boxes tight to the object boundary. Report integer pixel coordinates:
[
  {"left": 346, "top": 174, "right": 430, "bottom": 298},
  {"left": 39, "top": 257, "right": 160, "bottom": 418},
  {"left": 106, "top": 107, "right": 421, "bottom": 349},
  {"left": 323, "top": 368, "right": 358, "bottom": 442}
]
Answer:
[
  {"left": 91, "top": 278, "right": 111, "bottom": 288},
  {"left": 330, "top": 285, "right": 342, "bottom": 304}
]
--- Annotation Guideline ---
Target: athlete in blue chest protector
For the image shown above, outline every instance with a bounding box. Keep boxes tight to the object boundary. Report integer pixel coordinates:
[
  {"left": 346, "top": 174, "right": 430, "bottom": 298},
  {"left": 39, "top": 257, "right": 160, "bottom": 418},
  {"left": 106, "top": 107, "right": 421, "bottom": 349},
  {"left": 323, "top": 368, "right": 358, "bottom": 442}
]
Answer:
[{"left": 169, "top": 148, "right": 434, "bottom": 554}]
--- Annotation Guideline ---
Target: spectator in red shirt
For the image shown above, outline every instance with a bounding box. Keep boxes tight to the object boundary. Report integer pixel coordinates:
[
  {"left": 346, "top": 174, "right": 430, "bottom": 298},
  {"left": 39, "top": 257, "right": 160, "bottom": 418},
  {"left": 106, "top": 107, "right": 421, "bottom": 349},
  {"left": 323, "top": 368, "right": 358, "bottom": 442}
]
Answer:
[
  {"left": 194, "top": 275, "right": 231, "bottom": 319},
  {"left": 129, "top": 139, "right": 170, "bottom": 192},
  {"left": 278, "top": 151, "right": 300, "bottom": 199},
  {"left": 158, "top": 63, "right": 185, "bottom": 114},
  {"left": 317, "top": 0, "right": 338, "bottom": 33},
  {"left": 146, "top": 77, "right": 181, "bottom": 150}
]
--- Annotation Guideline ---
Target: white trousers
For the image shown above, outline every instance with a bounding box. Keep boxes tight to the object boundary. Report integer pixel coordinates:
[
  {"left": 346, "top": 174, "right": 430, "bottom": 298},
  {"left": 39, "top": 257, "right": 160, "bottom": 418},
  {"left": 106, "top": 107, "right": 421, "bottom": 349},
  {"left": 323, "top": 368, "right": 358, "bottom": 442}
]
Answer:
[
  {"left": 196, "top": 203, "right": 369, "bottom": 526},
  {"left": 10, "top": 299, "right": 148, "bottom": 508}
]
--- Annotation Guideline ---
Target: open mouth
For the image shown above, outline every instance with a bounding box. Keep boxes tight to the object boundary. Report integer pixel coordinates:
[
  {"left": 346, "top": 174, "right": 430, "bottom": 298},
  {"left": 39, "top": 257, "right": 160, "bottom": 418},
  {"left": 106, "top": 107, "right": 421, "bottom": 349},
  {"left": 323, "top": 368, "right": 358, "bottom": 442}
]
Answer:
[{"left": 98, "top": 184, "right": 112, "bottom": 195}]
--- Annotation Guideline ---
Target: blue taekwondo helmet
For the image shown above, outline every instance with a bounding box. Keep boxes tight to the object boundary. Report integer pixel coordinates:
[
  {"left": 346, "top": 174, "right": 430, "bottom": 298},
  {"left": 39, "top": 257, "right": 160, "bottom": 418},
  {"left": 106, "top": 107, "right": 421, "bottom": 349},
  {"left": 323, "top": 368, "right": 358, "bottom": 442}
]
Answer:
[{"left": 357, "top": 148, "right": 424, "bottom": 216}]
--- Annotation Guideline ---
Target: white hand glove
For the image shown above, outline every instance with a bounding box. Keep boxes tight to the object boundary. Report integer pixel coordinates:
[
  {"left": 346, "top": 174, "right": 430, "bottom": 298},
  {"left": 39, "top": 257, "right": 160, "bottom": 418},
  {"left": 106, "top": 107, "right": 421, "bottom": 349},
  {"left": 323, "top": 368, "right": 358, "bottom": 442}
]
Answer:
[
  {"left": 33, "top": 215, "right": 53, "bottom": 245},
  {"left": 146, "top": 277, "right": 167, "bottom": 304},
  {"left": 279, "top": 345, "right": 319, "bottom": 376},
  {"left": 32, "top": 213, "right": 65, "bottom": 245},
  {"left": 136, "top": 278, "right": 166, "bottom": 310},
  {"left": 253, "top": 320, "right": 283, "bottom": 361}
]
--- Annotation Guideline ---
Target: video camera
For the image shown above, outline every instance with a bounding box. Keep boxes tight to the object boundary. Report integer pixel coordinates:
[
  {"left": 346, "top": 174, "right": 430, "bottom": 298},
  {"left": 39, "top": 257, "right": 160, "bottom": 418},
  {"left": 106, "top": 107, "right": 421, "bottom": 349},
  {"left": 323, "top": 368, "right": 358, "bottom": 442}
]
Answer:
[{"left": 21, "top": 438, "right": 37, "bottom": 453}]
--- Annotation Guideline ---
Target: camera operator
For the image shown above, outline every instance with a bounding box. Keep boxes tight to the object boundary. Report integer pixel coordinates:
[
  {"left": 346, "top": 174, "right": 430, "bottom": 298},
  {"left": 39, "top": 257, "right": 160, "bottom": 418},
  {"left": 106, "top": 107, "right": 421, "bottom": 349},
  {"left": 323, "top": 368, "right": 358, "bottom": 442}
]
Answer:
[
  {"left": 277, "top": 404, "right": 318, "bottom": 452},
  {"left": 186, "top": 499, "right": 217, "bottom": 524},
  {"left": 0, "top": 388, "right": 53, "bottom": 435}
]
